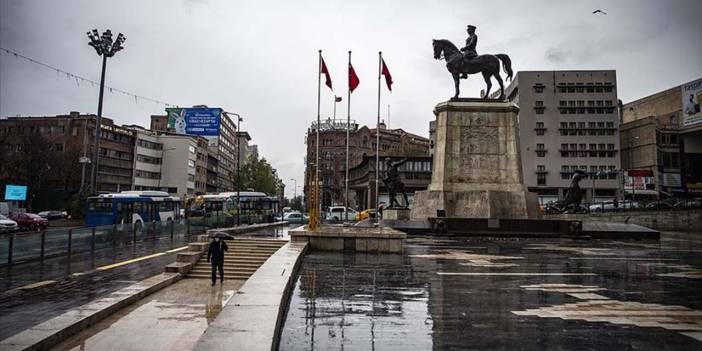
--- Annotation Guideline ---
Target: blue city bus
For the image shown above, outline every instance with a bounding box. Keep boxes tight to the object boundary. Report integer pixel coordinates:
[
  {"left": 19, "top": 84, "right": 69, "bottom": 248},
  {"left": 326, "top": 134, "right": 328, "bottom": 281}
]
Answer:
[{"left": 86, "top": 191, "right": 181, "bottom": 230}]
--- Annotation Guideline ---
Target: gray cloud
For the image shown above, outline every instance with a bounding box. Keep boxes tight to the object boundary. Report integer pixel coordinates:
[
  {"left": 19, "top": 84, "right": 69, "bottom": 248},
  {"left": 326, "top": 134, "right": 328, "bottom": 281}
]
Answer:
[{"left": 1, "top": 0, "right": 701, "bottom": 198}]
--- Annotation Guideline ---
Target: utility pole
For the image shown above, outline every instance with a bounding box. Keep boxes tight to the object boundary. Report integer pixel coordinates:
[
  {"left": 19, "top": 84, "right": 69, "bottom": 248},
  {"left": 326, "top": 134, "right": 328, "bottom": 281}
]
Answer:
[{"left": 86, "top": 29, "right": 126, "bottom": 194}]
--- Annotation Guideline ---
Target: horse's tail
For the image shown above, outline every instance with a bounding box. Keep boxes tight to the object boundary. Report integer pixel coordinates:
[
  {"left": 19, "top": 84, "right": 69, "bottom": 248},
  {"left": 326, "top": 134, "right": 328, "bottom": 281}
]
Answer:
[{"left": 496, "top": 54, "right": 513, "bottom": 81}]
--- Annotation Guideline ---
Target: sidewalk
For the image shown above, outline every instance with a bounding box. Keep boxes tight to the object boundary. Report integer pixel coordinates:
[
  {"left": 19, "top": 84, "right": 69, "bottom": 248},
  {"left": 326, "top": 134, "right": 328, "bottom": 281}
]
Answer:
[{"left": 0, "top": 249, "right": 178, "bottom": 340}]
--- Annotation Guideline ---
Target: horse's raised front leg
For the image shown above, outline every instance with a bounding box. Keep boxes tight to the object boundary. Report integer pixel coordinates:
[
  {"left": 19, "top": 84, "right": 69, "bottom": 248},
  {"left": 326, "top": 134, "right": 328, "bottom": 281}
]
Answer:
[{"left": 453, "top": 73, "right": 460, "bottom": 99}]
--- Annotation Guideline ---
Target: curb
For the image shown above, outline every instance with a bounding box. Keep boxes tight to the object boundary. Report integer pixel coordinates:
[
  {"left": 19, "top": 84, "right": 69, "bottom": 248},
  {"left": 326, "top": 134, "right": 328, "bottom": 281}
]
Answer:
[
  {"left": 0, "top": 272, "right": 181, "bottom": 351},
  {"left": 193, "top": 241, "right": 308, "bottom": 351}
]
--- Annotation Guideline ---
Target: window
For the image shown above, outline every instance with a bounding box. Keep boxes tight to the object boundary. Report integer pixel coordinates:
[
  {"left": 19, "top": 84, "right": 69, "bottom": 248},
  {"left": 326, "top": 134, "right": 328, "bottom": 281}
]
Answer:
[
  {"left": 536, "top": 143, "right": 546, "bottom": 157},
  {"left": 55, "top": 144, "right": 64, "bottom": 152},
  {"left": 534, "top": 85, "right": 544, "bottom": 93},
  {"left": 188, "top": 145, "right": 196, "bottom": 154},
  {"left": 188, "top": 160, "right": 195, "bottom": 168},
  {"left": 536, "top": 165, "right": 546, "bottom": 185},
  {"left": 535, "top": 101, "right": 544, "bottom": 107},
  {"left": 136, "top": 154, "right": 161, "bottom": 164},
  {"left": 535, "top": 122, "right": 545, "bottom": 135}
]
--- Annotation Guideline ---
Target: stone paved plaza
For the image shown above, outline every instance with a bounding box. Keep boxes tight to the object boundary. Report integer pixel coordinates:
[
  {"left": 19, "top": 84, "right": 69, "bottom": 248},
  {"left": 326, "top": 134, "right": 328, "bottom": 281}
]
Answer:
[{"left": 280, "top": 232, "right": 702, "bottom": 350}]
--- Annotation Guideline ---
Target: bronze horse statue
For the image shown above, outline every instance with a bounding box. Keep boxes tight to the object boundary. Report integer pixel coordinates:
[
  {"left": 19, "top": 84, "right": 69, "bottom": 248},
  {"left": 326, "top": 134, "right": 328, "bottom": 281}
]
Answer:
[{"left": 432, "top": 39, "right": 513, "bottom": 100}]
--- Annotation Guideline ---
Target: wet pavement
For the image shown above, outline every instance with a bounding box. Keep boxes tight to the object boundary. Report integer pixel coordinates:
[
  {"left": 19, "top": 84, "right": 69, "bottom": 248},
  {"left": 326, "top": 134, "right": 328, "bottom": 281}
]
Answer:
[
  {"left": 0, "top": 234, "right": 192, "bottom": 291},
  {"left": 0, "top": 250, "right": 178, "bottom": 340},
  {"left": 279, "top": 231, "right": 702, "bottom": 350},
  {"left": 49, "top": 278, "right": 244, "bottom": 351}
]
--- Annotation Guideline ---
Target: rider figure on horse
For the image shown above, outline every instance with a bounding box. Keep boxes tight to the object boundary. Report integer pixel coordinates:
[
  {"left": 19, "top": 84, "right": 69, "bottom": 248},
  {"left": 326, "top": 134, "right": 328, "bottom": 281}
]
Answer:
[{"left": 460, "top": 25, "right": 478, "bottom": 79}]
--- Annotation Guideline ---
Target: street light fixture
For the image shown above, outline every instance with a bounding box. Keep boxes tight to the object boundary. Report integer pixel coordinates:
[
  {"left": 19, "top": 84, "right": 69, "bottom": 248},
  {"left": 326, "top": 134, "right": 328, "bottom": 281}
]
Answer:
[
  {"left": 223, "top": 112, "right": 243, "bottom": 226},
  {"left": 86, "top": 29, "right": 126, "bottom": 194},
  {"left": 289, "top": 178, "right": 297, "bottom": 210}
]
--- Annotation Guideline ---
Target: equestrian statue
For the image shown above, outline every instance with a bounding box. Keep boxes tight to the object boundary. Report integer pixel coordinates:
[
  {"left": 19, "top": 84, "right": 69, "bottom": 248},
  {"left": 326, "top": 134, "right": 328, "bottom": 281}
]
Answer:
[{"left": 432, "top": 25, "right": 513, "bottom": 100}]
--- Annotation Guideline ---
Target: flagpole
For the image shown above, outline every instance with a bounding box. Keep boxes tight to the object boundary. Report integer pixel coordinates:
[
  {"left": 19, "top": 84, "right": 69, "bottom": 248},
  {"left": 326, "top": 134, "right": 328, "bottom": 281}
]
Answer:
[
  {"left": 345, "top": 50, "right": 351, "bottom": 222},
  {"left": 333, "top": 95, "right": 337, "bottom": 119},
  {"left": 316, "top": 50, "right": 322, "bottom": 228},
  {"left": 376, "top": 51, "right": 382, "bottom": 221}
]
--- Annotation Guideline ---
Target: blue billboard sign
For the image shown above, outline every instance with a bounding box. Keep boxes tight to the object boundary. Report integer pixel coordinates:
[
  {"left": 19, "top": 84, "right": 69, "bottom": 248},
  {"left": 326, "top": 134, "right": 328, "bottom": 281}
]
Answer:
[
  {"left": 166, "top": 107, "right": 222, "bottom": 136},
  {"left": 4, "top": 185, "right": 27, "bottom": 201}
]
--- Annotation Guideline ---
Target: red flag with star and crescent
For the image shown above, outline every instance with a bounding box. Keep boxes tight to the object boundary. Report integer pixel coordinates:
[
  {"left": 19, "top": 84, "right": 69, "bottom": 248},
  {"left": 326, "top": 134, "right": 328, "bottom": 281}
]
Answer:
[
  {"left": 320, "top": 56, "right": 332, "bottom": 90},
  {"left": 381, "top": 58, "right": 393, "bottom": 91},
  {"left": 349, "top": 63, "right": 360, "bottom": 93}
]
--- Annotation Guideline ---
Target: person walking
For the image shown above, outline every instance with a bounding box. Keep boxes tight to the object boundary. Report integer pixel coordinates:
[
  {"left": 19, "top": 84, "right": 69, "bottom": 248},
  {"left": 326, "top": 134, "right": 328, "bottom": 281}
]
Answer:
[{"left": 207, "top": 237, "right": 228, "bottom": 286}]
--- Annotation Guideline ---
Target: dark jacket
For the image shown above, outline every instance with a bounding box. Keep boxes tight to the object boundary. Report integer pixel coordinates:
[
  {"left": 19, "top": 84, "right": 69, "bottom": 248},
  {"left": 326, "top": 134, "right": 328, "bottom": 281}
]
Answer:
[{"left": 207, "top": 240, "right": 228, "bottom": 263}]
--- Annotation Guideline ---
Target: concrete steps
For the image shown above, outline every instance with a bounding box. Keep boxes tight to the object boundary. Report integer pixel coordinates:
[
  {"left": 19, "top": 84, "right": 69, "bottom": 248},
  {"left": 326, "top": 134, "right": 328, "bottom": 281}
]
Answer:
[{"left": 188, "top": 238, "right": 286, "bottom": 280}]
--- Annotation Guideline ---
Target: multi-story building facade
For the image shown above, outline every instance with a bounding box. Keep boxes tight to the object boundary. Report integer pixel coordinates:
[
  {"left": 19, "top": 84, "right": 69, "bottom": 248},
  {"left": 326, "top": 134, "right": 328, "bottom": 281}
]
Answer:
[
  {"left": 622, "top": 78, "right": 702, "bottom": 197},
  {"left": 151, "top": 108, "right": 239, "bottom": 193},
  {"left": 505, "top": 71, "right": 621, "bottom": 203},
  {"left": 127, "top": 126, "right": 209, "bottom": 199},
  {"left": 159, "top": 134, "right": 198, "bottom": 199},
  {"left": 304, "top": 118, "right": 430, "bottom": 209},
  {"left": 0, "top": 112, "right": 135, "bottom": 201}
]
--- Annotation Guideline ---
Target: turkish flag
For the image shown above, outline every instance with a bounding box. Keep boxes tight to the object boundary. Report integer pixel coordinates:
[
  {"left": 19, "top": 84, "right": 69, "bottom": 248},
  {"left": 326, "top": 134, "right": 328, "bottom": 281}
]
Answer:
[
  {"left": 320, "top": 57, "right": 332, "bottom": 90},
  {"left": 349, "top": 63, "right": 360, "bottom": 93},
  {"left": 381, "top": 58, "right": 393, "bottom": 91}
]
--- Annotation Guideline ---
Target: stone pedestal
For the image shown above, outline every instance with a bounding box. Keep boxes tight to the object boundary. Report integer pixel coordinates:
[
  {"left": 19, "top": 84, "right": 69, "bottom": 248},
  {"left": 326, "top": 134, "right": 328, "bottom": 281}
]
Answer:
[
  {"left": 383, "top": 208, "right": 410, "bottom": 220},
  {"left": 411, "top": 99, "right": 538, "bottom": 220}
]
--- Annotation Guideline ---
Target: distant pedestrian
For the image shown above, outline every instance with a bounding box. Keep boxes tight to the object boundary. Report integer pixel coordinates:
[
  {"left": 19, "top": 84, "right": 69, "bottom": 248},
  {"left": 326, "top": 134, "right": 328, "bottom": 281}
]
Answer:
[{"left": 207, "top": 237, "right": 228, "bottom": 286}]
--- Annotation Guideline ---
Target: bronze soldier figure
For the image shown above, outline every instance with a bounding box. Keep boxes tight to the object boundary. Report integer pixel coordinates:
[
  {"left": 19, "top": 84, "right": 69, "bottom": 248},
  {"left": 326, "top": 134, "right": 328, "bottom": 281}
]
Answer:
[
  {"left": 382, "top": 157, "right": 409, "bottom": 208},
  {"left": 460, "top": 25, "right": 478, "bottom": 79}
]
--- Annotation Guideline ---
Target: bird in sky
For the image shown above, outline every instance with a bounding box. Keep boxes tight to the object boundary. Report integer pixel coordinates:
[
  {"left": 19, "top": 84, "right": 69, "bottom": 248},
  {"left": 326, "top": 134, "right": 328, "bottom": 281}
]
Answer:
[{"left": 592, "top": 9, "right": 607, "bottom": 15}]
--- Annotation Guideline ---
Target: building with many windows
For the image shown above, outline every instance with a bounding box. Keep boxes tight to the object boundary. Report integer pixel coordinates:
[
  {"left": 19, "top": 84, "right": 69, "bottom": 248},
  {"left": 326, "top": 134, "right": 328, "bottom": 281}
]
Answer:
[
  {"left": 621, "top": 78, "right": 702, "bottom": 197},
  {"left": 304, "top": 118, "right": 430, "bottom": 209},
  {"left": 0, "top": 112, "right": 135, "bottom": 200},
  {"left": 505, "top": 71, "right": 621, "bottom": 203}
]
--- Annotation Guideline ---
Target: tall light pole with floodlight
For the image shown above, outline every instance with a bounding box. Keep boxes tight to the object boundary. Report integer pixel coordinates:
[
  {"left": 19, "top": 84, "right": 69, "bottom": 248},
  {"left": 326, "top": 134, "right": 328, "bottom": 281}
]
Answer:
[
  {"left": 290, "top": 178, "right": 297, "bottom": 210},
  {"left": 86, "top": 29, "right": 126, "bottom": 194}
]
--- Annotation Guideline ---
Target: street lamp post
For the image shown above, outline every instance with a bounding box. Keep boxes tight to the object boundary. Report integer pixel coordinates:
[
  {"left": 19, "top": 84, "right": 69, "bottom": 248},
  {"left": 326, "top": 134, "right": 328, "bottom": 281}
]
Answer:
[
  {"left": 86, "top": 29, "right": 126, "bottom": 194},
  {"left": 233, "top": 114, "right": 243, "bottom": 226},
  {"left": 290, "top": 178, "right": 297, "bottom": 210}
]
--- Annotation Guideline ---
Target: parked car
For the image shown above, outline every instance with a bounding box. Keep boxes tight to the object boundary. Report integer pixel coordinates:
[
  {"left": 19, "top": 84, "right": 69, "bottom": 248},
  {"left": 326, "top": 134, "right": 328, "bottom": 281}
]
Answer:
[
  {"left": 9, "top": 212, "right": 49, "bottom": 231},
  {"left": 37, "top": 210, "right": 67, "bottom": 220},
  {"left": 355, "top": 208, "right": 377, "bottom": 221},
  {"left": 673, "top": 199, "right": 702, "bottom": 209},
  {"left": 283, "top": 211, "right": 309, "bottom": 224},
  {"left": 644, "top": 201, "right": 674, "bottom": 210},
  {"left": 0, "top": 214, "right": 19, "bottom": 233},
  {"left": 589, "top": 201, "right": 640, "bottom": 212},
  {"left": 325, "top": 206, "right": 358, "bottom": 222}
]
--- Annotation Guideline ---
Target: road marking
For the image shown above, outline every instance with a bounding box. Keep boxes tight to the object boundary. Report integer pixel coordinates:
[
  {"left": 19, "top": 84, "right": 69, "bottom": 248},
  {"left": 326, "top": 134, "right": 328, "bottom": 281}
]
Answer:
[
  {"left": 12, "top": 280, "right": 57, "bottom": 291},
  {"left": 437, "top": 272, "right": 596, "bottom": 276},
  {"left": 94, "top": 246, "right": 187, "bottom": 271}
]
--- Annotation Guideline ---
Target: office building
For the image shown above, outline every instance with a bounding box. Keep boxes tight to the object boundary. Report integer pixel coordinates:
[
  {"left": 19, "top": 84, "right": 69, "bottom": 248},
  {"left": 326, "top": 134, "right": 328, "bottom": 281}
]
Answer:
[{"left": 505, "top": 71, "right": 621, "bottom": 203}]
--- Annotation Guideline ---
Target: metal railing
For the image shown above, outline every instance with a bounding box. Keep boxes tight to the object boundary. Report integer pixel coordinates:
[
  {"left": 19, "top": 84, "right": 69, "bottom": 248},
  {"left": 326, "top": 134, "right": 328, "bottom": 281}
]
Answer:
[
  {"left": 542, "top": 198, "right": 702, "bottom": 215},
  {"left": 0, "top": 215, "right": 234, "bottom": 266}
]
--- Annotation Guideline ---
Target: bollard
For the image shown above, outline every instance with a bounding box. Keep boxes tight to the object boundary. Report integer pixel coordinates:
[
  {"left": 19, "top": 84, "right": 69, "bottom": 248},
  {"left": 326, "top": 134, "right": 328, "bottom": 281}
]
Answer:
[
  {"left": 132, "top": 222, "right": 137, "bottom": 243},
  {"left": 91, "top": 227, "right": 96, "bottom": 252},
  {"left": 40, "top": 230, "right": 46, "bottom": 260},
  {"left": 67, "top": 229, "right": 73, "bottom": 256},
  {"left": 8, "top": 233, "right": 14, "bottom": 265},
  {"left": 152, "top": 220, "right": 157, "bottom": 241},
  {"left": 186, "top": 218, "right": 191, "bottom": 237},
  {"left": 170, "top": 220, "right": 174, "bottom": 241}
]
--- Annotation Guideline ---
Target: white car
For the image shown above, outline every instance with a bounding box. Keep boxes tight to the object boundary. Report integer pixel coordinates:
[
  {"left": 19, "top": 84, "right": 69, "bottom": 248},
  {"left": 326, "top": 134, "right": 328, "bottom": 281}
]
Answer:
[
  {"left": 283, "top": 211, "right": 308, "bottom": 224},
  {"left": 0, "top": 214, "right": 18, "bottom": 233},
  {"left": 325, "top": 206, "right": 358, "bottom": 221}
]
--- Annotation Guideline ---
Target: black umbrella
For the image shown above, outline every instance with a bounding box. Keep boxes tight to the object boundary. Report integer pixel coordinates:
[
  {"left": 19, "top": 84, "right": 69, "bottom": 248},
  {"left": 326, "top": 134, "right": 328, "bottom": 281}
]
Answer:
[{"left": 209, "top": 231, "right": 234, "bottom": 240}]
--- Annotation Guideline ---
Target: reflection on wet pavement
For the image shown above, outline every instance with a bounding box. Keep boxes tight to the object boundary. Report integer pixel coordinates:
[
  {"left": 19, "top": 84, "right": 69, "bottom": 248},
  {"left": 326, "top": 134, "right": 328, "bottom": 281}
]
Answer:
[
  {"left": 280, "top": 232, "right": 702, "bottom": 350},
  {"left": 50, "top": 278, "right": 243, "bottom": 351}
]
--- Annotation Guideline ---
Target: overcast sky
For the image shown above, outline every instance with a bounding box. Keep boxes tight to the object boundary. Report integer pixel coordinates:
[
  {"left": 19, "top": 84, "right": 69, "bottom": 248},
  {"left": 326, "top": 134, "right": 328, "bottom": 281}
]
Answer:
[{"left": 1, "top": 0, "right": 701, "bottom": 197}]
